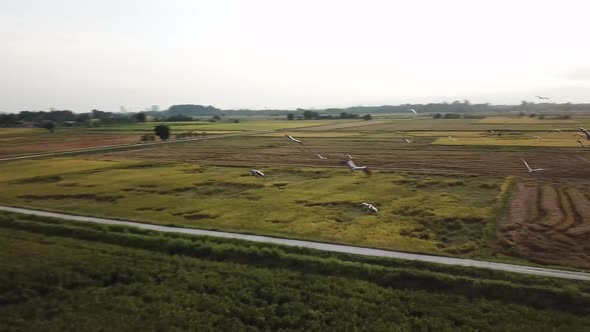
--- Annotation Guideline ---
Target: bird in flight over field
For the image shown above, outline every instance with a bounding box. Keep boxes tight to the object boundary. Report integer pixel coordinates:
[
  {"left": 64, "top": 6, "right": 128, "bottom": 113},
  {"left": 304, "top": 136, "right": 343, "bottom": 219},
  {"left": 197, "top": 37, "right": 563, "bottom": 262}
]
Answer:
[
  {"left": 535, "top": 95, "right": 550, "bottom": 100},
  {"left": 361, "top": 202, "right": 378, "bottom": 214},
  {"left": 345, "top": 159, "right": 371, "bottom": 175},
  {"left": 521, "top": 159, "right": 544, "bottom": 175},
  {"left": 579, "top": 127, "right": 590, "bottom": 141},
  {"left": 250, "top": 169, "right": 265, "bottom": 177},
  {"left": 409, "top": 109, "right": 417, "bottom": 114},
  {"left": 285, "top": 135, "right": 303, "bottom": 144}
]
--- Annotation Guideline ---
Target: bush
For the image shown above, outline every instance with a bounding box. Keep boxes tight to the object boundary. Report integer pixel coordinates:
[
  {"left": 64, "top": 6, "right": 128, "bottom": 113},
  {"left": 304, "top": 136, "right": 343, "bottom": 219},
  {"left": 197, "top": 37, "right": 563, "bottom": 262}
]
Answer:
[{"left": 154, "top": 125, "right": 170, "bottom": 140}]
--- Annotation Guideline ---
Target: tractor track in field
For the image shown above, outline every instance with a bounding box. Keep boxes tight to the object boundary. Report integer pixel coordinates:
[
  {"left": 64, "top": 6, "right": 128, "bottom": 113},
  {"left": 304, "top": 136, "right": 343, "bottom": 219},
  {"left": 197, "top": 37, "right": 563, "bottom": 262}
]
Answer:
[{"left": 500, "top": 182, "right": 590, "bottom": 269}]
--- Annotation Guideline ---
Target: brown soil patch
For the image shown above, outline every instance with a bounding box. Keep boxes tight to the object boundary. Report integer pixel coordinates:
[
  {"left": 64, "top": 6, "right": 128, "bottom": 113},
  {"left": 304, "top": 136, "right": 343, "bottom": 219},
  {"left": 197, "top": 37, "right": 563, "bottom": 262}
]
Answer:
[
  {"left": 94, "top": 137, "right": 590, "bottom": 180},
  {"left": 499, "top": 182, "right": 590, "bottom": 269}
]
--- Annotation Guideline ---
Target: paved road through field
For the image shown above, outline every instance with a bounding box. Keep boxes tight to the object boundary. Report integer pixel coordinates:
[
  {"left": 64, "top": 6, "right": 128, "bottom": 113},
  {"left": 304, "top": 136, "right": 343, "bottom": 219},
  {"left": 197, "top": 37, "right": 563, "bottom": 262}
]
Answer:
[{"left": 1, "top": 205, "right": 589, "bottom": 281}]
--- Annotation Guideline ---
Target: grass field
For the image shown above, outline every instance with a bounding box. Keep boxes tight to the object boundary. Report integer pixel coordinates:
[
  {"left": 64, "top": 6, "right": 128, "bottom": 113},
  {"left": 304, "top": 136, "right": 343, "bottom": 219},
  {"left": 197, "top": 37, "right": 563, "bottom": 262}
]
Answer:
[
  {"left": 2, "top": 213, "right": 589, "bottom": 331},
  {"left": 1, "top": 116, "right": 589, "bottom": 270},
  {"left": 0, "top": 120, "right": 353, "bottom": 157},
  {"left": 0, "top": 157, "right": 507, "bottom": 259},
  {"left": 2, "top": 116, "right": 590, "bottom": 156}
]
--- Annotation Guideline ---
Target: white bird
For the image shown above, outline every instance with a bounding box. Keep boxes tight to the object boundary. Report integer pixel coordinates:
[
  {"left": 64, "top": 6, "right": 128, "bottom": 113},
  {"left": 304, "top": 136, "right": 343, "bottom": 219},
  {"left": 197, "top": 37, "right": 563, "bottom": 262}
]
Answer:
[
  {"left": 577, "top": 140, "right": 587, "bottom": 148},
  {"left": 448, "top": 136, "right": 457, "bottom": 142},
  {"left": 402, "top": 138, "right": 414, "bottom": 144},
  {"left": 285, "top": 135, "right": 303, "bottom": 144},
  {"left": 532, "top": 135, "right": 542, "bottom": 141},
  {"left": 361, "top": 202, "right": 378, "bottom": 214},
  {"left": 521, "top": 159, "right": 544, "bottom": 175},
  {"left": 345, "top": 159, "right": 371, "bottom": 174},
  {"left": 316, "top": 154, "right": 327, "bottom": 160},
  {"left": 580, "top": 127, "right": 590, "bottom": 141},
  {"left": 552, "top": 129, "right": 562, "bottom": 133},
  {"left": 488, "top": 130, "right": 502, "bottom": 136},
  {"left": 535, "top": 95, "right": 550, "bottom": 100},
  {"left": 409, "top": 109, "right": 417, "bottom": 114},
  {"left": 250, "top": 169, "right": 265, "bottom": 177}
]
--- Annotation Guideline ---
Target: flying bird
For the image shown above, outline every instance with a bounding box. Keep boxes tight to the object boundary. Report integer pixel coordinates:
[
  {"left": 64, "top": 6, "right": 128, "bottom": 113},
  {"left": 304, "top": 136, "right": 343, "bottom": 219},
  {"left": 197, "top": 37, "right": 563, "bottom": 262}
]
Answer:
[
  {"left": 316, "top": 154, "right": 327, "bottom": 160},
  {"left": 250, "top": 169, "right": 265, "bottom": 177},
  {"left": 488, "top": 130, "right": 502, "bottom": 136},
  {"left": 521, "top": 159, "right": 544, "bottom": 175},
  {"left": 361, "top": 202, "right": 378, "bottom": 214},
  {"left": 409, "top": 109, "right": 417, "bottom": 114},
  {"left": 532, "top": 135, "right": 542, "bottom": 141},
  {"left": 345, "top": 159, "right": 371, "bottom": 174},
  {"left": 552, "top": 129, "right": 562, "bottom": 133},
  {"left": 448, "top": 136, "right": 457, "bottom": 142},
  {"left": 535, "top": 95, "right": 550, "bottom": 100},
  {"left": 285, "top": 135, "right": 303, "bottom": 144},
  {"left": 580, "top": 127, "right": 590, "bottom": 140},
  {"left": 577, "top": 140, "right": 587, "bottom": 148},
  {"left": 402, "top": 138, "right": 414, "bottom": 144}
]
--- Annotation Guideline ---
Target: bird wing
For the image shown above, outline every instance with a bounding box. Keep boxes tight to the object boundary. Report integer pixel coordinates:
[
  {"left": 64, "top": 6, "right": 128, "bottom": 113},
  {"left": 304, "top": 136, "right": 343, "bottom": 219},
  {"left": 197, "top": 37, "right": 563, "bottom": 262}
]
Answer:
[
  {"left": 521, "top": 159, "right": 531, "bottom": 171},
  {"left": 346, "top": 160, "right": 358, "bottom": 169}
]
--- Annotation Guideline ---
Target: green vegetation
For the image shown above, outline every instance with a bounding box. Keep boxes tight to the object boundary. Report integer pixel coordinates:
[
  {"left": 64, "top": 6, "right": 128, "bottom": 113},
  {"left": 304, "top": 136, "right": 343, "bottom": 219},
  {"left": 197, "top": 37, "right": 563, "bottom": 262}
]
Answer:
[
  {"left": 154, "top": 124, "right": 170, "bottom": 140},
  {"left": 1, "top": 212, "right": 589, "bottom": 331},
  {"left": 0, "top": 158, "right": 509, "bottom": 260}
]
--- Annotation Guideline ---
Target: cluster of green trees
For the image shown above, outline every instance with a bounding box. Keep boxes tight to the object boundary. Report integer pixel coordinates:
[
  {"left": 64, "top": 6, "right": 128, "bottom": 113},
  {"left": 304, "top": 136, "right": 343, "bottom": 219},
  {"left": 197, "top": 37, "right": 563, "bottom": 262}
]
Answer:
[
  {"left": 0, "top": 109, "right": 147, "bottom": 128},
  {"left": 286, "top": 111, "right": 372, "bottom": 121}
]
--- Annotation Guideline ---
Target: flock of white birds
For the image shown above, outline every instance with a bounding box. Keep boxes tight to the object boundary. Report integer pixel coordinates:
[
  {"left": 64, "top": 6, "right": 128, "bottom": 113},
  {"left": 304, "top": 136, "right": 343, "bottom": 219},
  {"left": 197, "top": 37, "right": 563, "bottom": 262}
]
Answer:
[{"left": 248, "top": 107, "right": 590, "bottom": 214}]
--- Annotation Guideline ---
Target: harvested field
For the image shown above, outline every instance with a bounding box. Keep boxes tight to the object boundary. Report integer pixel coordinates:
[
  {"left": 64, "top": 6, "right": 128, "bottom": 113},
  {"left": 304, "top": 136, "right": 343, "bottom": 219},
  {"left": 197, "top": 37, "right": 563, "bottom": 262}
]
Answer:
[
  {"left": 0, "top": 130, "right": 139, "bottom": 156},
  {"left": 499, "top": 181, "right": 590, "bottom": 269},
  {"left": 96, "top": 136, "right": 590, "bottom": 180}
]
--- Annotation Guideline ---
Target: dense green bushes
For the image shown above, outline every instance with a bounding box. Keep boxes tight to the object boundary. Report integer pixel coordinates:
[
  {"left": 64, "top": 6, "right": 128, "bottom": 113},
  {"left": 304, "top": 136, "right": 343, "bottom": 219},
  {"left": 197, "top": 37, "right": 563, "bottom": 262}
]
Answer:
[
  {"left": 1, "top": 211, "right": 589, "bottom": 316},
  {"left": 4, "top": 227, "right": 590, "bottom": 331}
]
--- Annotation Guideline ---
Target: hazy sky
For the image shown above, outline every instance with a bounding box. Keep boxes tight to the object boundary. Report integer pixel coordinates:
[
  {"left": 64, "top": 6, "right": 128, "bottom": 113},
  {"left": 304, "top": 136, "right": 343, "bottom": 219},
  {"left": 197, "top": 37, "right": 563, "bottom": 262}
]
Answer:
[{"left": 1, "top": 0, "right": 589, "bottom": 112}]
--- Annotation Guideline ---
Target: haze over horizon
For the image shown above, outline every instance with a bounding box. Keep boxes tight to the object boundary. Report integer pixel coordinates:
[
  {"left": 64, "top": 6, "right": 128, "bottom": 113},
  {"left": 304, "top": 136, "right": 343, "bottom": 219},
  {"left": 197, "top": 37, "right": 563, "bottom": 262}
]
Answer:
[{"left": 1, "top": 0, "right": 589, "bottom": 113}]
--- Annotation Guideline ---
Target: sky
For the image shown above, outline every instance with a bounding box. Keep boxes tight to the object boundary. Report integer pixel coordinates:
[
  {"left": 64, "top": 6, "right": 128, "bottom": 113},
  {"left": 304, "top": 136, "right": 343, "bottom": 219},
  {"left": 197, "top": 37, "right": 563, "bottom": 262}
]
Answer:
[{"left": 1, "top": 0, "right": 590, "bottom": 112}]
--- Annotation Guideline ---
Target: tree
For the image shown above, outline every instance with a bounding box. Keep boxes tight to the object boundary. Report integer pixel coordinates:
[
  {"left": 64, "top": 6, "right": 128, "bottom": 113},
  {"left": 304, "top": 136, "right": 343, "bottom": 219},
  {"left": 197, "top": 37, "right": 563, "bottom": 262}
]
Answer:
[
  {"left": 302, "top": 111, "right": 318, "bottom": 120},
  {"left": 286, "top": 113, "right": 294, "bottom": 120},
  {"left": 362, "top": 114, "right": 372, "bottom": 121},
  {"left": 135, "top": 112, "right": 147, "bottom": 122},
  {"left": 433, "top": 113, "right": 442, "bottom": 119},
  {"left": 154, "top": 125, "right": 170, "bottom": 140},
  {"left": 212, "top": 115, "right": 221, "bottom": 121},
  {"left": 40, "top": 120, "right": 55, "bottom": 132}
]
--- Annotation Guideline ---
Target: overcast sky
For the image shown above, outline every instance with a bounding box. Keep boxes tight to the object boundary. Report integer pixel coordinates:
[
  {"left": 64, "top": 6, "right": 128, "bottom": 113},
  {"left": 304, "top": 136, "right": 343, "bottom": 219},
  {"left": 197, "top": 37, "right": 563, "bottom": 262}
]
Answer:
[{"left": 1, "top": 0, "right": 589, "bottom": 112}]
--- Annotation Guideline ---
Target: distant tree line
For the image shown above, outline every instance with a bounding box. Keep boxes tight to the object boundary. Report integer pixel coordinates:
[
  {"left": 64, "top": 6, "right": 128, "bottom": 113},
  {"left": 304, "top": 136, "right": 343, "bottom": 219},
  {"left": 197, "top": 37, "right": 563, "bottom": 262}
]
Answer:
[{"left": 2, "top": 101, "right": 589, "bottom": 128}]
